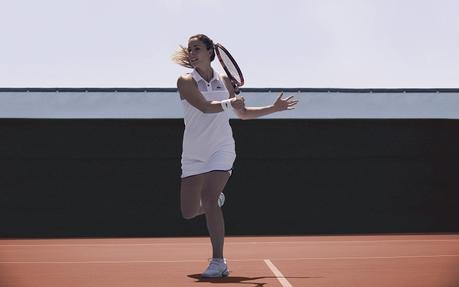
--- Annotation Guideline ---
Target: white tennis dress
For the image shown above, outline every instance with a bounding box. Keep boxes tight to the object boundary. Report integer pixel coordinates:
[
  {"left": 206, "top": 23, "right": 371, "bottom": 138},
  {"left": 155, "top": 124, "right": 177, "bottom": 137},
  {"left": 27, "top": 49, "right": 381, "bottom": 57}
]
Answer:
[{"left": 180, "top": 68, "right": 236, "bottom": 178}]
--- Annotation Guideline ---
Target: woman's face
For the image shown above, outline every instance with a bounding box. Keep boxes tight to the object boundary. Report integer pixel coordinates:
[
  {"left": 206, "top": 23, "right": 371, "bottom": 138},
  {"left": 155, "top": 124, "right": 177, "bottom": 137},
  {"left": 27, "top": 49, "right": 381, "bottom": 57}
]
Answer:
[{"left": 187, "top": 39, "right": 212, "bottom": 68}]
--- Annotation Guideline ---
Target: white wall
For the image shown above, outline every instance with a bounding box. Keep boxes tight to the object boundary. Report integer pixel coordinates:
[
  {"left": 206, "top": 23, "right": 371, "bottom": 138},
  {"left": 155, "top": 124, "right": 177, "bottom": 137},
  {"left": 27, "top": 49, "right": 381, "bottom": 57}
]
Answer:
[{"left": 0, "top": 90, "right": 458, "bottom": 119}]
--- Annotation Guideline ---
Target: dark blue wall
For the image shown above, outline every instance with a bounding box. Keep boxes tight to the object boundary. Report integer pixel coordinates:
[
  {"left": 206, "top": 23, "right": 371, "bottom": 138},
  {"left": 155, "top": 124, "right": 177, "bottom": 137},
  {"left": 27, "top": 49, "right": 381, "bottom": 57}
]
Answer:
[{"left": 1, "top": 119, "right": 458, "bottom": 237}]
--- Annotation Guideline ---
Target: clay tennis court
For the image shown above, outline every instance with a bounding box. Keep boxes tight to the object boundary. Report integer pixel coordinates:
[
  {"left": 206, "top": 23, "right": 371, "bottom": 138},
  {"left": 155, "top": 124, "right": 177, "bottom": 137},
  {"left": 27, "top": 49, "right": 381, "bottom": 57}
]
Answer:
[{"left": 1, "top": 234, "right": 458, "bottom": 287}]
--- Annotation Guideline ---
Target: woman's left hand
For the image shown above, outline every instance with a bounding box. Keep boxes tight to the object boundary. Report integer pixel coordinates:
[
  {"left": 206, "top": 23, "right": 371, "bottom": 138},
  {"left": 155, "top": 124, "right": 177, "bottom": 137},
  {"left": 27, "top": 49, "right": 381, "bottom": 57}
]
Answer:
[{"left": 273, "top": 92, "right": 299, "bottom": 112}]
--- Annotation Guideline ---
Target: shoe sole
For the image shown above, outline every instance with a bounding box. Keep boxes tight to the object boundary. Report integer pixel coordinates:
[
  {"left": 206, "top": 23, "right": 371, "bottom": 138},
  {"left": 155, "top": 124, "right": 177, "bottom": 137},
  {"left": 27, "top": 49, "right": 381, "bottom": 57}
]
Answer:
[{"left": 201, "top": 268, "right": 229, "bottom": 278}]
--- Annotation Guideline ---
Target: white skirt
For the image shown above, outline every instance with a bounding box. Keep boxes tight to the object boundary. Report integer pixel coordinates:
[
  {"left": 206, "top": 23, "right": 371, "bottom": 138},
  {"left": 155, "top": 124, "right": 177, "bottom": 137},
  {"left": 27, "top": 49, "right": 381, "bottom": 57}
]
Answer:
[{"left": 181, "top": 149, "right": 236, "bottom": 178}]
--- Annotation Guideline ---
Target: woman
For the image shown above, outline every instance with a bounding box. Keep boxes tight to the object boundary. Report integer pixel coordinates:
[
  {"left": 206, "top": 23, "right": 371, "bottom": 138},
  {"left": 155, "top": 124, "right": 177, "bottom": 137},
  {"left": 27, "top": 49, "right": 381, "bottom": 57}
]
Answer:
[{"left": 173, "top": 34, "right": 298, "bottom": 278}]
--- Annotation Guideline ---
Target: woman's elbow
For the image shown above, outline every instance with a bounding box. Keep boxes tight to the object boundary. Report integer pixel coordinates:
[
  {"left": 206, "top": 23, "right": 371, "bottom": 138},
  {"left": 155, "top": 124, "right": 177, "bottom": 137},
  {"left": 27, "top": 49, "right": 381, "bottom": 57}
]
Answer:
[
  {"left": 236, "top": 109, "right": 250, "bottom": 120},
  {"left": 237, "top": 112, "right": 250, "bottom": 120}
]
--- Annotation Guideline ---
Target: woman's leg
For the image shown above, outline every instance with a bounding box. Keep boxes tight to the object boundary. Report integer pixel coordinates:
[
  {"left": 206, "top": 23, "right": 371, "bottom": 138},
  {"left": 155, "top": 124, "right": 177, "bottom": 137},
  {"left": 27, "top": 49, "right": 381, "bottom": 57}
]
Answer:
[
  {"left": 180, "top": 174, "right": 205, "bottom": 219},
  {"left": 201, "top": 171, "right": 231, "bottom": 259}
]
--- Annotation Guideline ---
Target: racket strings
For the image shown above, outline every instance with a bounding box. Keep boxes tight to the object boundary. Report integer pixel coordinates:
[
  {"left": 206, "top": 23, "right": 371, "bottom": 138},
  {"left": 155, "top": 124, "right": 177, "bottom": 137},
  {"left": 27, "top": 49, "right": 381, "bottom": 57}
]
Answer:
[{"left": 216, "top": 47, "right": 242, "bottom": 84}]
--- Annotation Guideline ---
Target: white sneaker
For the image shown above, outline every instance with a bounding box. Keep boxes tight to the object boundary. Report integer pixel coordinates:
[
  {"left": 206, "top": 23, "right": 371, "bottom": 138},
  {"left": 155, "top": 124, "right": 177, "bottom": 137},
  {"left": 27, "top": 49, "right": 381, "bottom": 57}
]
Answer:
[
  {"left": 201, "top": 258, "right": 229, "bottom": 278},
  {"left": 217, "top": 193, "right": 225, "bottom": 207}
]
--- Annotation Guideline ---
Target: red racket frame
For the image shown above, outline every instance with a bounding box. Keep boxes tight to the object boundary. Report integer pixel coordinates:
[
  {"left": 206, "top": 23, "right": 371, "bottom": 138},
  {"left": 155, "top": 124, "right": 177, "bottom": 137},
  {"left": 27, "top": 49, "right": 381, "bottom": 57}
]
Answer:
[{"left": 215, "top": 43, "right": 245, "bottom": 91}]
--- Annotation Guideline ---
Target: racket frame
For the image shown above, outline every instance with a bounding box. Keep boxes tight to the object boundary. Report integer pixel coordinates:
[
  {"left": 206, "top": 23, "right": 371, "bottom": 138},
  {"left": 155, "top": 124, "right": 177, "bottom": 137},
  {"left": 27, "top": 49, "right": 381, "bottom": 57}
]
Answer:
[{"left": 214, "top": 43, "right": 245, "bottom": 90}]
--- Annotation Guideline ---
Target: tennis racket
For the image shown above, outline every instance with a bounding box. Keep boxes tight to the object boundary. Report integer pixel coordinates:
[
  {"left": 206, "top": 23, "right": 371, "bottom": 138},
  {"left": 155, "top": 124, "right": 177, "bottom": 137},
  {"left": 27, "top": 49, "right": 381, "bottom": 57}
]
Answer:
[{"left": 215, "top": 43, "right": 244, "bottom": 95}]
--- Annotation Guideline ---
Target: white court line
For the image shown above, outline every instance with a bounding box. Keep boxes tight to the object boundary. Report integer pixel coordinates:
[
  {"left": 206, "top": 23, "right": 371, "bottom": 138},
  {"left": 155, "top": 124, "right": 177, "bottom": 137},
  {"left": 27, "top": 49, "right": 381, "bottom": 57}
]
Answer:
[
  {"left": 1, "top": 238, "right": 459, "bottom": 247},
  {"left": 1, "top": 254, "right": 458, "bottom": 264},
  {"left": 268, "top": 254, "right": 459, "bottom": 261},
  {"left": 264, "top": 259, "right": 293, "bottom": 287}
]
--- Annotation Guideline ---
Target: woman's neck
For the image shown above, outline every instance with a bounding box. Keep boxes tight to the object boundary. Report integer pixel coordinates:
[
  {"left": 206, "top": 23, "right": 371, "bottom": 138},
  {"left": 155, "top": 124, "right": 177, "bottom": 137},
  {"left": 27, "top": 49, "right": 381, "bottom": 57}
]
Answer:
[{"left": 195, "top": 66, "right": 213, "bottom": 82}]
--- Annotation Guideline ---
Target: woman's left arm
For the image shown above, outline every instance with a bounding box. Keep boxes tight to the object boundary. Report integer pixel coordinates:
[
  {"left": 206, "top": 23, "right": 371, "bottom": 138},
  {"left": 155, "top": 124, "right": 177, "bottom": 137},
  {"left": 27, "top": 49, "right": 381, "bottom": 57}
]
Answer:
[
  {"left": 236, "top": 93, "right": 298, "bottom": 120},
  {"left": 222, "top": 75, "right": 298, "bottom": 120}
]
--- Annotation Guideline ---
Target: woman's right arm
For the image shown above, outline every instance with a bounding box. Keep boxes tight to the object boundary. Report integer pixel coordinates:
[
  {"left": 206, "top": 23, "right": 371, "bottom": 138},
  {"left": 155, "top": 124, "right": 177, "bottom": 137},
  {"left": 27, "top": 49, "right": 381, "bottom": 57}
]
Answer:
[{"left": 177, "top": 75, "right": 234, "bottom": 114}]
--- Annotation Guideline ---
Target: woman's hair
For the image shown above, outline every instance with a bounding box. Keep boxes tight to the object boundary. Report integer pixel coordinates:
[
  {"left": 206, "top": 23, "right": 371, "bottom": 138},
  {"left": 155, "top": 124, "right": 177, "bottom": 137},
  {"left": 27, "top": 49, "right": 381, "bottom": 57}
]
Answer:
[{"left": 172, "top": 34, "right": 215, "bottom": 68}]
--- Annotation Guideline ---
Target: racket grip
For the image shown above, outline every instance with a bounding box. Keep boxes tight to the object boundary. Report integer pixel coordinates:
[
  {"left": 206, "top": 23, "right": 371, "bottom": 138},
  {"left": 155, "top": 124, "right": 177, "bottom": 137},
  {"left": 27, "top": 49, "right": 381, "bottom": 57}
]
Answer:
[{"left": 234, "top": 86, "right": 240, "bottom": 95}]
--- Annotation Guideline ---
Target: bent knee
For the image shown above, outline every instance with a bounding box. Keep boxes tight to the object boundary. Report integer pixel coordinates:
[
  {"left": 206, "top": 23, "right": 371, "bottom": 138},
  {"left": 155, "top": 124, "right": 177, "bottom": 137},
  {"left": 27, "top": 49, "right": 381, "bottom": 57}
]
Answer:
[
  {"left": 181, "top": 211, "right": 195, "bottom": 220},
  {"left": 181, "top": 208, "right": 200, "bottom": 220},
  {"left": 182, "top": 214, "right": 195, "bottom": 220}
]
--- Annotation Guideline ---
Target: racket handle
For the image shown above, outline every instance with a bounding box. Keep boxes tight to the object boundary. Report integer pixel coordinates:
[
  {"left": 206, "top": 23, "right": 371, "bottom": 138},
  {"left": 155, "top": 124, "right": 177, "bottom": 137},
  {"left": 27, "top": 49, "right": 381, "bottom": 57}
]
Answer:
[{"left": 234, "top": 86, "right": 240, "bottom": 95}]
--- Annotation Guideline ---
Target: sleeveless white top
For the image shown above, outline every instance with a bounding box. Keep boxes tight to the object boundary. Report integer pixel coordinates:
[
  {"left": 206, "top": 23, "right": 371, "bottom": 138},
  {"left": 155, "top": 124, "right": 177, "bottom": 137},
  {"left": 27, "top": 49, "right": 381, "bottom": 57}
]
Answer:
[{"left": 180, "top": 68, "right": 235, "bottom": 162}]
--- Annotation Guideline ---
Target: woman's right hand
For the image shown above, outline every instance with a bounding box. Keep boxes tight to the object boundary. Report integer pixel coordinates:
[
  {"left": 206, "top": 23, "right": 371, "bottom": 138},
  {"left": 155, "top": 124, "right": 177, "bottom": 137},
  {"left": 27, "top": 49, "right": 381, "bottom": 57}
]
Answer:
[{"left": 231, "top": 95, "right": 245, "bottom": 111}]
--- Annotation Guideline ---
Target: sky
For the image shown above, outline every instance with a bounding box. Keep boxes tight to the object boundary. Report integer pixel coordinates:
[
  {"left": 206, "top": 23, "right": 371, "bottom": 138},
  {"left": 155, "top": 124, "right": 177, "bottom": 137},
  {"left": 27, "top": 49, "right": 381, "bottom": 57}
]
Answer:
[{"left": 1, "top": 0, "right": 458, "bottom": 88}]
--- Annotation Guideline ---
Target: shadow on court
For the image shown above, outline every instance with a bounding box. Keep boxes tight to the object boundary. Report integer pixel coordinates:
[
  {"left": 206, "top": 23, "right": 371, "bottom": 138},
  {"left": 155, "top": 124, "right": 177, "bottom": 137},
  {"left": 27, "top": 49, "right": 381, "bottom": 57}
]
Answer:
[{"left": 187, "top": 274, "right": 321, "bottom": 286}]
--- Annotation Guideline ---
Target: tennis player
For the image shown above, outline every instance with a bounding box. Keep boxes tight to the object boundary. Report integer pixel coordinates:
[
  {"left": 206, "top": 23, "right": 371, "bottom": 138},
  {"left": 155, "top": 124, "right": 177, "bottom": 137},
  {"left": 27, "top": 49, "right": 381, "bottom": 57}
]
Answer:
[{"left": 173, "top": 34, "right": 298, "bottom": 278}]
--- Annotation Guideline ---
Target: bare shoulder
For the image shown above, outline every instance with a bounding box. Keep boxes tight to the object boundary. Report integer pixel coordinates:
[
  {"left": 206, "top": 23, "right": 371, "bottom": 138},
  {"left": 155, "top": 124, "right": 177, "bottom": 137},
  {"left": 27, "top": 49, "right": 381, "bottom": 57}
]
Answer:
[
  {"left": 177, "top": 73, "right": 200, "bottom": 100},
  {"left": 177, "top": 74, "right": 194, "bottom": 88}
]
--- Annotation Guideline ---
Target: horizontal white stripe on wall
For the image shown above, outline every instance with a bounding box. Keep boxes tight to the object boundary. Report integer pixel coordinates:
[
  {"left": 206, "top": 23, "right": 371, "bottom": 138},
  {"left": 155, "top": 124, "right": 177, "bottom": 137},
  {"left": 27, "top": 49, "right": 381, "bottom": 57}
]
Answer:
[{"left": 0, "top": 90, "right": 458, "bottom": 119}]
